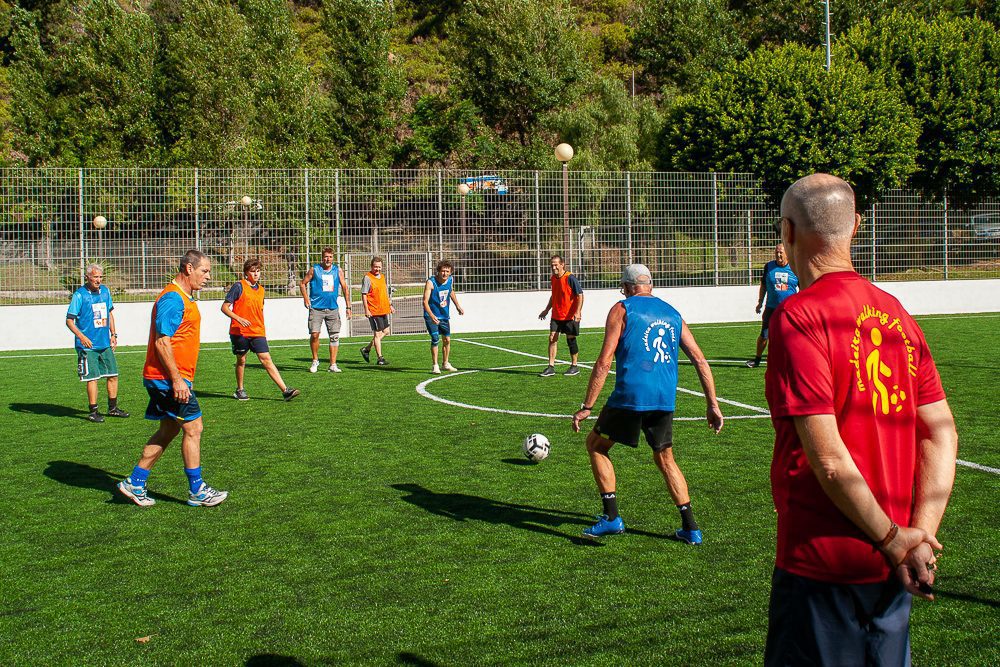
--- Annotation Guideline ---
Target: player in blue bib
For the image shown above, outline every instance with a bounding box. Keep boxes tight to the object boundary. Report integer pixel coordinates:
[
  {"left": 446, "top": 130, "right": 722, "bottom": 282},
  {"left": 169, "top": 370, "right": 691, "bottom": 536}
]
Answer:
[
  {"left": 572, "top": 264, "right": 724, "bottom": 543},
  {"left": 299, "top": 247, "right": 352, "bottom": 373},
  {"left": 422, "top": 260, "right": 465, "bottom": 374},
  {"left": 65, "top": 264, "right": 129, "bottom": 423},
  {"left": 747, "top": 243, "right": 799, "bottom": 367}
]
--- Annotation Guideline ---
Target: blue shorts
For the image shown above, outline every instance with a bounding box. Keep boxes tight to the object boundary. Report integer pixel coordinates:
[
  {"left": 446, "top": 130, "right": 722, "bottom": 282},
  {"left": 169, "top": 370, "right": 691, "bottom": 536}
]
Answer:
[
  {"left": 230, "top": 334, "right": 269, "bottom": 355},
  {"left": 144, "top": 379, "right": 202, "bottom": 422},
  {"left": 765, "top": 567, "right": 912, "bottom": 667},
  {"left": 424, "top": 315, "right": 451, "bottom": 343}
]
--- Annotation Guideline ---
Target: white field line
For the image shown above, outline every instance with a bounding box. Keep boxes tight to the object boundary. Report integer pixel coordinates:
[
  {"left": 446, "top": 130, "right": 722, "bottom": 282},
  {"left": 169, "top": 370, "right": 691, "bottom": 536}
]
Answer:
[
  {"left": 415, "top": 363, "right": 769, "bottom": 421},
  {"left": 957, "top": 459, "right": 1000, "bottom": 475},
  {"left": 456, "top": 338, "right": 771, "bottom": 415}
]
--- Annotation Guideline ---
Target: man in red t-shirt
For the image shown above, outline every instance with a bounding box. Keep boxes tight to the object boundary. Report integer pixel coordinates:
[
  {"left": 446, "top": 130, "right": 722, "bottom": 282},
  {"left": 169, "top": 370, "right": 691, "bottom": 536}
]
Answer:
[
  {"left": 764, "top": 174, "right": 958, "bottom": 665},
  {"left": 538, "top": 254, "right": 584, "bottom": 377}
]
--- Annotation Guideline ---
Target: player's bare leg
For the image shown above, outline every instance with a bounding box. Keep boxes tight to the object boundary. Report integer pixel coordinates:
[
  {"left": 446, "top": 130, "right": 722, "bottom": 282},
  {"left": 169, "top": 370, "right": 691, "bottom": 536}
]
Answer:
[
  {"left": 257, "top": 352, "right": 288, "bottom": 391},
  {"left": 547, "top": 331, "right": 559, "bottom": 366},
  {"left": 137, "top": 419, "right": 183, "bottom": 470},
  {"left": 234, "top": 353, "right": 247, "bottom": 390},
  {"left": 309, "top": 332, "right": 320, "bottom": 363},
  {"left": 653, "top": 446, "right": 690, "bottom": 506}
]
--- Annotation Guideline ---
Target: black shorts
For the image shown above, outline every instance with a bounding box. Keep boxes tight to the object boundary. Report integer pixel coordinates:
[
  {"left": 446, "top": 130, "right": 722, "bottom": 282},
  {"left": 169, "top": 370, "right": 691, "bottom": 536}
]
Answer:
[
  {"left": 550, "top": 319, "right": 580, "bottom": 336},
  {"left": 231, "top": 334, "right": 269, "bottom": 355},
  {"left": 368, "top": 315, "right": 390, "bottom": 332},
  {"left": 594, "top": 406, "right": 674, "bottom": 451},
  {"left": 760, "top": 306, "right": 776, "bottom": 338}
]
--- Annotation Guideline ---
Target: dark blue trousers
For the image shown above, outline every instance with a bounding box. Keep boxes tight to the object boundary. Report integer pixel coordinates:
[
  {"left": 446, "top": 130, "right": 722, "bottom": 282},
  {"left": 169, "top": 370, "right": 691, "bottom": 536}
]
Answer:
[{"left": 765, "top": 567, "right": 912, "bottom": 667}]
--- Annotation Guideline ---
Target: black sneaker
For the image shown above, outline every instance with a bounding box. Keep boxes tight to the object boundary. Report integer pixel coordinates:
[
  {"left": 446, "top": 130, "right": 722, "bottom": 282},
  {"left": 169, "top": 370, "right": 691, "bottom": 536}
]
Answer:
[
  {"left": 282, "top": 387, "right": 301, "bottom": 401},
  {"left": 539, "top": 366, "right": 556, "bottom": 377},
  {"left": 361, "top": 347, "right": 371, "bottom": 363},
  {"left": 87, "top": 411, "right": 104, "bottom": 423},
  {"left": 563, "top": 365, "right": 580, "bottom": 376},
  {"left": 377, "top": 357, "right": 388, "bottom": 366},
  {"left": 106, "top": 406, "right": 130, "bottom": 418},
  {"left": 233, "top": 388, "right": 249, "bottom": 401}
]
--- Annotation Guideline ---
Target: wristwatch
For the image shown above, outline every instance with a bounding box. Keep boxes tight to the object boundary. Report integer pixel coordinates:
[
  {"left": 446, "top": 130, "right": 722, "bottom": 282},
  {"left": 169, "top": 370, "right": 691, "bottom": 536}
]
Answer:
[{"left": 580, "top": 403, "right": 593, "bottom": 411}]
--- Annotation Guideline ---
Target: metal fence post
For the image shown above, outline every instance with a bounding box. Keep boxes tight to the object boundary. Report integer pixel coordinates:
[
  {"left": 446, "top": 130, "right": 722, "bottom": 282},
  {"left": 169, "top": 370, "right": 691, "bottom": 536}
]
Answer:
[
  {"left": 711, "top": 171, "right": 719, "bottom": 285},
  {"left": 437, "top": 170, "right": 444, "bottom": 257},
  {"left": 943, "top": 196, "right": 949, "bottom": 280},
  {"left": 194, "top": 168, "right": 200, "bottom": 250},
  {"left": 871, "top": 203, "right": 877, "bottom": 281},
  {"left": 304, "top": 168, "right": 310, "bottom": 261},
  {"left": 535, "top": 171, "right": 542, "bottom": 290},
  {"left": 626, "top": 172, "right": 633, "bottom": 262},
  {"left": 747, "top": 210, "right": 752, "bottom": 284},
  {"left": 335, "top": 169, "right": 341, "bottom": 262},
  {"left": 78, "top": 168, "right": 85, "bottom": 282}
]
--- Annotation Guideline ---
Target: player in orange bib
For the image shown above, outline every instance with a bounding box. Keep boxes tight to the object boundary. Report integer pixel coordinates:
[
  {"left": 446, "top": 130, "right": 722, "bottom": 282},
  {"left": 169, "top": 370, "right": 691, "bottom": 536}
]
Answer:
[
  {"left": 360, "top": 256, "right": 394, "bottom": 366},
  {"left": 117, "top": 250, "right": 228, "bottom": 508},
  {"left": 538, "top": 254, "right": 584, "bottom": 377},
  {"left": 221, "top": 258, "right": 300, "bottom": 401}
]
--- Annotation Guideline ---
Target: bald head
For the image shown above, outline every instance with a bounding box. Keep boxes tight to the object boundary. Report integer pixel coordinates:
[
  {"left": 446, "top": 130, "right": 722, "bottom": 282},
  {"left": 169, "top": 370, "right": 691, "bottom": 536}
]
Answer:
[{"left": 781, "top": 174, "right": 857, "bottom": 243}]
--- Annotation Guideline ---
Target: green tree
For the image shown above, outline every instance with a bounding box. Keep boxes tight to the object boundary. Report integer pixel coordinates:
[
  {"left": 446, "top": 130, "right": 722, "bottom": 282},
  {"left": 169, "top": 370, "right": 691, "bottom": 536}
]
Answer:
[
  {"left": 316, "top": 0, "right": 405, "bottom": 167},
  {"left": 661, "top": 43, "right": 920, "bottom": 206},
  {"left": 8, "top": 1, "right": 159, "bottom": 166},
  {"left": 631, "top": 0, "right": 745, "bottom": 92},
  {"left": 401, "top": 93, "right": 481, "bottom": 166},
  {"left": 543, "top": 74, "right": 662, "bottom": 171},
  {"left": 843, "top": 12, "right": 1000, "bottom": 205},
  {"left": 454, "top": 0, "right": 588, "bottom": 145}
]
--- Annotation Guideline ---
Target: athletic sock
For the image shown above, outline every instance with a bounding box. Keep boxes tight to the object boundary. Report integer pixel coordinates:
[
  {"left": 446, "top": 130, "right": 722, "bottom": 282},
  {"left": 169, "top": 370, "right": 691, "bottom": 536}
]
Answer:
[
  {"left": 108, "top": 396, "right": 118, "bottom": 410},
  {"left": 88, "top": 403, "right": 99, "bottom": 414},
  {"left": 185, "top": 467, "right": 204, "bottom": 494},
  {"left": 601, "top": 492, "right": 619, "bottom": 520},
  {"left": 130, "top": 466, "right": 150, "bottom": 487},
  {"left": 677, "top": 503, "right": 699, "bottom": 531}
]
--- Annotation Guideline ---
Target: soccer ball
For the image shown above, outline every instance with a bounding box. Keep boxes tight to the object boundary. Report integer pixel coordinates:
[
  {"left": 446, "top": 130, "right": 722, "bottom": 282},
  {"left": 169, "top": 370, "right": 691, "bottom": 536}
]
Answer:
[{"left": 522, "top": 433, "right": 550, "bottom": 462}]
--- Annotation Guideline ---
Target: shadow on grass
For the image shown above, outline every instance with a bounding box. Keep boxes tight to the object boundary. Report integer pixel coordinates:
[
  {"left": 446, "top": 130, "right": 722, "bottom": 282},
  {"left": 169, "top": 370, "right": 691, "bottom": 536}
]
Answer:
[
  {"left": 10, "top": 402, "right": 87, "bottom": 420},
  {"left": 43, "top": 460, "right": 186, "bottom": 505},
  {"left": 245, "top": 656, "right": 305, "bottom": 667},
  {"left": 936, "top": 589, "right": 1000, "bottom": 608},
  {"left": 501, "top": 457, "right": 535, "bottom": 466},
  {"left": 397, "top": 653, "right": 442, "bottom": 666},
  {"left": 392, "top": 483, "right": 602, "bottom": 547},
  {"left": 196, "top": 390, "right": 282, "bottom": 402}
]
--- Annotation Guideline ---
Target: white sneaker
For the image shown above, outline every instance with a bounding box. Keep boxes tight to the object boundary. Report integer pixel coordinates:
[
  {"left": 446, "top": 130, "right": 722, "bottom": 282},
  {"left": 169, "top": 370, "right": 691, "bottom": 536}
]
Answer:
[
  {"left": 309, "top": 359, "right": 319, "bottom": 373},
  {"left": 443, "top": 362, "right": 458, "bottom": 372},
  {"left": 328, "top": 364, "right": 342, "bottom": 373},
  {"left": 431, "top": 365, "right": 441, "bottom": 374}
]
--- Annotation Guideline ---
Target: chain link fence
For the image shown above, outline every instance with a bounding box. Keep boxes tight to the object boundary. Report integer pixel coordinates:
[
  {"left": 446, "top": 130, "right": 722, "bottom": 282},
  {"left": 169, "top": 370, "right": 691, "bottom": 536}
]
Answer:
[{"left": 1, "top": 168, "right": 998, "bottom": 306}]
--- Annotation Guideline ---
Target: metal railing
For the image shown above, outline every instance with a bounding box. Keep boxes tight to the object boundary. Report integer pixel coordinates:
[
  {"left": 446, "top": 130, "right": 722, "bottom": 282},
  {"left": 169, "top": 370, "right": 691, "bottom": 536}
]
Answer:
[{"left": 0, "top": 168, "right": 997, "bottom": 306}]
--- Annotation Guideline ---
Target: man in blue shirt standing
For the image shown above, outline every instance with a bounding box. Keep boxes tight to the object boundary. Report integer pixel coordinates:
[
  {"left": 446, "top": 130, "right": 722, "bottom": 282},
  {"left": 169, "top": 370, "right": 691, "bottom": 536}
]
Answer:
[
  {"left": 65, "top": 264, "right": 129, "bottom": 423},
  {"left": 422, "top": 260, "right": 465, "bottom": 374},
  {"left": 572, "top": 264, "right": 723, "bottom": 542},
  {"left": 299, "top": 248, "right": 352, "bottom": 373},
  {"left": 747, "top": 242, "right": 799, "bottom": 368}
]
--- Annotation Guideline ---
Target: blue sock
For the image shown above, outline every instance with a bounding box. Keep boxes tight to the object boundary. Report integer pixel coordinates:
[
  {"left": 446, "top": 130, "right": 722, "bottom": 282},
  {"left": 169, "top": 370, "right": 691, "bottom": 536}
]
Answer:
[
  {"left": 130, "top": 466, "right": 150, "bottom": 487},
  {"left": 185, "top": 467, "right": 204, "bottom": 494}
]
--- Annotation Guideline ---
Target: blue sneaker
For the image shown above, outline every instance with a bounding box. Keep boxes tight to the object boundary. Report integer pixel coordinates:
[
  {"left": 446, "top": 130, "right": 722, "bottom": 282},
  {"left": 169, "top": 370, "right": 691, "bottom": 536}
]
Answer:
[
  {"left": 583, "top": 514, "right": 625, "bottom": 538},
  {"left": 187, "top": 483, "right": 229, "bottom": 507},
  {"left": 117, "top": 478, "right": 155, "bottom": 507},
  {"left": 675, "top": 528, "right": 703, "bottom": 545}
]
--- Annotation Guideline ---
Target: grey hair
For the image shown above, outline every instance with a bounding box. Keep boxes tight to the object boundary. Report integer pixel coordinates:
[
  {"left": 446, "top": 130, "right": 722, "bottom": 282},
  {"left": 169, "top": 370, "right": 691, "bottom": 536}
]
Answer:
[
  {"left": 781, "top": 174, "right": 856, "bottom": 241},
  {"left": 86, "top": 263, "right": 103, "bottom": 276}
]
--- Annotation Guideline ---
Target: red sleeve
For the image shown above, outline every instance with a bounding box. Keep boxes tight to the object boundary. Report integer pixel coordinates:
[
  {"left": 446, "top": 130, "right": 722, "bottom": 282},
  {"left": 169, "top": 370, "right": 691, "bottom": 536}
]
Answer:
[
  {"left": 912, "top": 322, "right": 946, "bottom": 406},
  {"left": 767, "top": 306, "right": 836, "bottom": 417}
]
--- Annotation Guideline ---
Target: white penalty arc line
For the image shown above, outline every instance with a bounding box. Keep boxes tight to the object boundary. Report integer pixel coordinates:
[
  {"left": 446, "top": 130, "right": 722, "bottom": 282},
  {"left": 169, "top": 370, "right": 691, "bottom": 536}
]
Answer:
[
  {"left": 415, "top": 364, "right": 770, "bottom": 421},
  {"left": 456, "top": 338, "right": 771, "bottom": 415}
]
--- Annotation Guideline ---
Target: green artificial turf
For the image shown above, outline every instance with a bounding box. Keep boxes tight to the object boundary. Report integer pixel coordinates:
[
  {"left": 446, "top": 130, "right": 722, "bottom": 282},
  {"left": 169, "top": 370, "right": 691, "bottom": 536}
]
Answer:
[{"left": 0, "top": 314, "right": 997, "bottom": 665}]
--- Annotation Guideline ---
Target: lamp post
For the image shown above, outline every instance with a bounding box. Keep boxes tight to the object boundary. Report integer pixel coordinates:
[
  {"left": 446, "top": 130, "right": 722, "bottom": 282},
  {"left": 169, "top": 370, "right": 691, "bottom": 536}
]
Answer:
[
  {"left": 458, "top": 182, "right": 470, "bottom": 253},
  {"left": 555, "top": 143, "right": 574, "bottom": 254}
]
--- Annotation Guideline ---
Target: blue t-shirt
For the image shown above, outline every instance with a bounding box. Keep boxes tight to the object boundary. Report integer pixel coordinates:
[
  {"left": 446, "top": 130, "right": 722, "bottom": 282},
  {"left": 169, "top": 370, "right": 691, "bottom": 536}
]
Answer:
[
  {"left": 426, "top": 275, "right": 454, "bottom": 320},
  {"left": 66, "top": 285, "right": 114, "bottom": 350},
  {"left": 154, "top": 291, "right": 185, "bottom": 337},
  {"left": 763, "top": 261, "right": 799, "bottom": 308},
  {"left": 309, "top": 264, "right": 340, "bottom": 310},
  {"left": 607, "top": 295, "right": 683, "bottom": 412}
]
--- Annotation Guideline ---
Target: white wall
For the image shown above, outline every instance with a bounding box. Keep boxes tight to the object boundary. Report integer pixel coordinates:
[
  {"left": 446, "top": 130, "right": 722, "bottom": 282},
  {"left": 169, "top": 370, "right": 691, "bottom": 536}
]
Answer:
[{"left": 3, "top": 280, "right": 998, "bottom": 351}]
